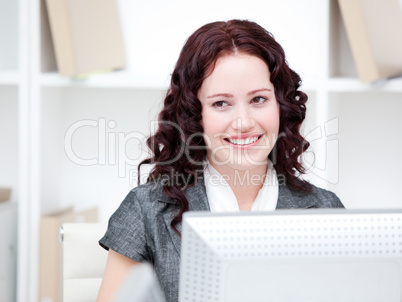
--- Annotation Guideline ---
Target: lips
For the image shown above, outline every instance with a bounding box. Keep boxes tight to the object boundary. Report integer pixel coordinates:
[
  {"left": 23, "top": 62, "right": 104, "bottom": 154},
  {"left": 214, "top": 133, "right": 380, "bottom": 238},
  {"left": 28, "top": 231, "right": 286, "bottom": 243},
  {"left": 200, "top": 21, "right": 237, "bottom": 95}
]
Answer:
[{"left": 224, "top": 134, "right": 263, "bottom": 146}]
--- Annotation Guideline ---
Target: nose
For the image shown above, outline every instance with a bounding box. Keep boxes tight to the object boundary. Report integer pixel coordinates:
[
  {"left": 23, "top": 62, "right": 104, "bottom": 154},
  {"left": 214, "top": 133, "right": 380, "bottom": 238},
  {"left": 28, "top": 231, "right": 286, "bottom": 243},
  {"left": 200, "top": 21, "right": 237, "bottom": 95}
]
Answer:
[{"left": 231, "top": 107, "right": 255, "bottom": 132}]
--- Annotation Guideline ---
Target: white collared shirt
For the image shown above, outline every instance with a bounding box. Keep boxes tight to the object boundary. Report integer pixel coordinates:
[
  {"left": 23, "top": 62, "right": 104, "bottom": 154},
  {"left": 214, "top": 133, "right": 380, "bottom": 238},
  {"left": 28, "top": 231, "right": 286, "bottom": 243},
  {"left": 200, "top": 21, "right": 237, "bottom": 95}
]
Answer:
[{"left": 203, "top": 160, "right": 279, "bottom": 212}]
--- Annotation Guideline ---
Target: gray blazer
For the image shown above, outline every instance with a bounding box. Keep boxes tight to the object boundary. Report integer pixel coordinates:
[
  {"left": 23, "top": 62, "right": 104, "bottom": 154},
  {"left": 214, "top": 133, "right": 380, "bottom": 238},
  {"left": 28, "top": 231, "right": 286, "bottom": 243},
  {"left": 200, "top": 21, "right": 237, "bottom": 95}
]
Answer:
[{"left": 99, "top": 178, "right": 343, "bottom": 302}]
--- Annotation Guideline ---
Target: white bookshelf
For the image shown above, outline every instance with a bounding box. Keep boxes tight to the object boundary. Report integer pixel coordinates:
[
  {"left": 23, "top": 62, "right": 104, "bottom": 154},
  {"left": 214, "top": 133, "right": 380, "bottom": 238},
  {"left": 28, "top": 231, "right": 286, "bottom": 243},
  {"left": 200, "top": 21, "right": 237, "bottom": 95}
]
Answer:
[
  {"left": 39, "top": 70, "right": 170, "bottom": 89},
  {"left": 1, "top": 0, "right": 402, "bottom": 301},
  {"left": 0, "top": 0, "right": 20, "bottom": 301}
]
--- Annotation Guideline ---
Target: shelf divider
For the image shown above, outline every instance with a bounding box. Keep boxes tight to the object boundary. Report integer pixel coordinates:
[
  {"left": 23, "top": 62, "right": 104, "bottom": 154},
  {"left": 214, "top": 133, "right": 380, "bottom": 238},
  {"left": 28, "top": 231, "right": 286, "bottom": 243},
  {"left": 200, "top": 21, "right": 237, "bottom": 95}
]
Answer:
[{"left": 0, "top": 70, "right": 19, "bottom": 86}]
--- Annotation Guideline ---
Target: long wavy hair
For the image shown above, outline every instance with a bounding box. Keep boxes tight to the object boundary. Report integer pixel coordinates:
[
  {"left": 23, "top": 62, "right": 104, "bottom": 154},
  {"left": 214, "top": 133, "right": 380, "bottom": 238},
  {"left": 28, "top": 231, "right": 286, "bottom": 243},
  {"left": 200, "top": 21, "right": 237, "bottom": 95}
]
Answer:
[{"left": 138, "top": 19, "right": 311, "bottom": 234}]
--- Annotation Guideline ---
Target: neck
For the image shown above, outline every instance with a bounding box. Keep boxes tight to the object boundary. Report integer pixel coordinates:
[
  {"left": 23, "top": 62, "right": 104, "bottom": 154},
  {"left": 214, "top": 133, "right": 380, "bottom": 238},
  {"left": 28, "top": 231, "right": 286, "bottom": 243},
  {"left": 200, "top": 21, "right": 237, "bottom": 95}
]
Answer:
[{"left": 209, "top": 161, "right": 268, "bottom": 210}]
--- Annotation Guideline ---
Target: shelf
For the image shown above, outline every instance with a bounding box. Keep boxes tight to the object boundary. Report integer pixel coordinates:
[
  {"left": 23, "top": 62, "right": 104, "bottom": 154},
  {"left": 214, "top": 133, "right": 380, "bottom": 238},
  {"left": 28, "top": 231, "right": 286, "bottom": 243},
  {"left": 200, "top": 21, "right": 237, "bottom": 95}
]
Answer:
[
  {"left": 0, "top": 70, "right": 19, "bottom": 86},
  {"left": 5, "top": 71, "right": 401, "bottom": 93},
  {"left": 327, "top": 77, "right": 402, "bottom": 92},
  {"left": 301, "top": 76, "right": 402, "bottom": 93},
  {"left": 39, "top": 70, "right": 170, "bottom": 90}
]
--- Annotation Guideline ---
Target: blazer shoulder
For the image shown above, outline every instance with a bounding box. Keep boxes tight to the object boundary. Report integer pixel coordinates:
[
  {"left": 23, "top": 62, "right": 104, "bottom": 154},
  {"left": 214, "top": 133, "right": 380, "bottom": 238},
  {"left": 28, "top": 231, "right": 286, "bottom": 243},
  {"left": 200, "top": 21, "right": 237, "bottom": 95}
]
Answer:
[
  {"left": 278, "top": 181, "right": 344, "bottom": 209},
  {"left": 309, "top": 184, "right": 344, "bottom": 208},
  {"left": 130, "top": 181, "right": 168, "bottom": 201}
]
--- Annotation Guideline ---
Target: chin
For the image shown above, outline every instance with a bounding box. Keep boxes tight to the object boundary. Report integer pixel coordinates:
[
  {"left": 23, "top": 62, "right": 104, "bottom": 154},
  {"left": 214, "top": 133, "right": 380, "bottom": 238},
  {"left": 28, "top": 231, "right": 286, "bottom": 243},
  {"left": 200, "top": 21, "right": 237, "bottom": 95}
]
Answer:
[{"left": 230, "top": 160, "right": 268, "bottom": 171}]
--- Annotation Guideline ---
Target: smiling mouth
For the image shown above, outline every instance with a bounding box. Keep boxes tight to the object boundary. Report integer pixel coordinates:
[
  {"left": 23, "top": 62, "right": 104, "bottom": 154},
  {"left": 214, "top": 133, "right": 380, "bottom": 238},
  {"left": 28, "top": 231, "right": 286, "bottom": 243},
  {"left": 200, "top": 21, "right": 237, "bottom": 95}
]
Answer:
[{"left": 224, "top": 135, "right": 263, "bottom": 146}]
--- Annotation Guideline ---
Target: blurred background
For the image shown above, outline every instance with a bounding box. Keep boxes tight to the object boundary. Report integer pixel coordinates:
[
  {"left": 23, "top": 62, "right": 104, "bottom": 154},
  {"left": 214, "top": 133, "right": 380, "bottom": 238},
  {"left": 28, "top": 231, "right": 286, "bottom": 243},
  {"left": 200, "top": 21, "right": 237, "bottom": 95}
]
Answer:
[{"left": 0, "top": 0, "right": 401, "bottom": 301}]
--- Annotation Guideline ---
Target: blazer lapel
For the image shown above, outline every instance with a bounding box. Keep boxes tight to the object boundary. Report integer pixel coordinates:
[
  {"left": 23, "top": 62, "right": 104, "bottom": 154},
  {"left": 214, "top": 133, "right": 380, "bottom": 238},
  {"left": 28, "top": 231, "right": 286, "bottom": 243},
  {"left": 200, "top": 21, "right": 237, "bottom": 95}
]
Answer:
[{"left": 160, "top": 178, "right": 210, "bottom": 257}]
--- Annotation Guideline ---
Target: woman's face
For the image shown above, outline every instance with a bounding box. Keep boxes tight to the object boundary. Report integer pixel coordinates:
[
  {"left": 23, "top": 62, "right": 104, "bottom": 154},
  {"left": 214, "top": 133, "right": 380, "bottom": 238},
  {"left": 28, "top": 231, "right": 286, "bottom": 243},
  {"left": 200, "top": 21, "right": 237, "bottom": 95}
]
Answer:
[{"left": 198, "top": 53, "right": 280, "bottom": 172}]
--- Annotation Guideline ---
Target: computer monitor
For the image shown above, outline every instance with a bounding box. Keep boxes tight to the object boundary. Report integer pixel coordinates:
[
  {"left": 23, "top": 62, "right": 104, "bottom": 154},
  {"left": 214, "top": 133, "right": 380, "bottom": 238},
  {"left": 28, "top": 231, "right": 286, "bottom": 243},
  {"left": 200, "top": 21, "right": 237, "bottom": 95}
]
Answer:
[{"left": 179, "top": 209, "right": 402, "bottom": 302}]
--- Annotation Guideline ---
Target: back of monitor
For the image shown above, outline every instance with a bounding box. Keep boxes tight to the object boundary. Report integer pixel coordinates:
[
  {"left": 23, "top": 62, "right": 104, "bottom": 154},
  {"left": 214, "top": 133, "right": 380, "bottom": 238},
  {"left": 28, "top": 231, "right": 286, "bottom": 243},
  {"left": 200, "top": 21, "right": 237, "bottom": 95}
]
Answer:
[{"left": 179, "top": 209, "right": 402, "bottom": 302}]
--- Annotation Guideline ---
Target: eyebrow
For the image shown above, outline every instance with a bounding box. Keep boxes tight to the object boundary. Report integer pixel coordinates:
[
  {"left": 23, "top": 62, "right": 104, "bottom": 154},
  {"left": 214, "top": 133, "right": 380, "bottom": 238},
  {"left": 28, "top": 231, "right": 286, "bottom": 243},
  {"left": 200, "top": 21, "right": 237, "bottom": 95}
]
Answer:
[
  {"left": 207, "top": 93, "right": 234, "bottom": 99},
  {"left": 206, "top": 88, "right": 272, "bottom": 99},
  {"left": 247, "top": 88, "right": 272, "bottom": 96}
]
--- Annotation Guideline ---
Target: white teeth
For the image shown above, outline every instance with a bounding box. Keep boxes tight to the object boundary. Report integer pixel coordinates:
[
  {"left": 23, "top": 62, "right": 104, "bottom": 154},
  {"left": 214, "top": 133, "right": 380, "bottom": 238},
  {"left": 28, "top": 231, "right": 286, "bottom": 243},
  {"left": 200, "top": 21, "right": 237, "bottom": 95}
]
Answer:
[{"left": 227, "top": 136, "right": 259, "bottom": 145}]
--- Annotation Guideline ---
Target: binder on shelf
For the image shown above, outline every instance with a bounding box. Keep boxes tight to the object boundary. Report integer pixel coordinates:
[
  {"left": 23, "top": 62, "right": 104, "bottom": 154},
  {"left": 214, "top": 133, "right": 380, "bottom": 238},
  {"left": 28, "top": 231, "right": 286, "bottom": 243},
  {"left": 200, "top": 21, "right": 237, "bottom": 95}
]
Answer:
[
  {"left": 0, "top": 187, "right": 11, "bottom": 202},
  {"left": 337, "top": 0, "right": 402, "bottom": 83},
  {"left": 39, "top": 206, "right": 98, "bottom": 302},
  {"left": 44, "top": 0, "right": 126, "bottom": 78}
]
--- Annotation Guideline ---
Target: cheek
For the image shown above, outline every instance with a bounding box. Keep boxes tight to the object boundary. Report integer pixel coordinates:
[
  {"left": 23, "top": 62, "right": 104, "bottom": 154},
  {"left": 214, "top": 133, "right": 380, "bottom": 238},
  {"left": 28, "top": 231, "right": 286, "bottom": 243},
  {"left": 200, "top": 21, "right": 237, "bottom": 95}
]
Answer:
[
  {"left": 202, "top": 118, "right": 218, "bottom": 142},
  {"left": 259, "top": 107, "right": 281, "bottom": 145},
  {"left": 268, "top": 104, "right": 281, "bottom": 130},
  {"left": 201, "top": 112, "right": 226, "bottom": 147},
  {"left": 271, "top": 112, "right": 280, "bottom": 131},
  {"left": 259, "top": 106, "right": 280, "bottom": 129},
  {"left": 202, "top": 110, "right": 224, "bottom": 134}
]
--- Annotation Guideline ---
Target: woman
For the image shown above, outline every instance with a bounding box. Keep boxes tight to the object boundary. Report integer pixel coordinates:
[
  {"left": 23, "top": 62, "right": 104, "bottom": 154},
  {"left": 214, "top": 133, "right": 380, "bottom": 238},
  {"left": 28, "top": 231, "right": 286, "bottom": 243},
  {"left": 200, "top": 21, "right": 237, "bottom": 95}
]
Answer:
[{"left": 97, "top": 19, "right": 343, "bottom": 302}]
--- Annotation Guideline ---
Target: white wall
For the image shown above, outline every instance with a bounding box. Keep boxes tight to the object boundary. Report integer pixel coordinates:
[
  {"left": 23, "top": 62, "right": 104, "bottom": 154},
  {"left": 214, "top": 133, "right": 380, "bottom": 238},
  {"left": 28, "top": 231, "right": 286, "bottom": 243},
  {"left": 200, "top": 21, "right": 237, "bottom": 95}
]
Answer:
[
  {"left": 328, "top": 92, "right": 402, "bottom": 209},
  {"left": 116, "top": 0, "right": 324, "bottom": 80}
]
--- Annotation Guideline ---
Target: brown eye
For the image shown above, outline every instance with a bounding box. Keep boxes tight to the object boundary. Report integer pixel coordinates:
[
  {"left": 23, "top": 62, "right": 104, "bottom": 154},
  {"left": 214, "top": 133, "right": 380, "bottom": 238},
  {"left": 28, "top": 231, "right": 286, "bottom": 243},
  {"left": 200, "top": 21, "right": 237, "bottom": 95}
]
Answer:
[
  {"left": 212, "top": 101, "right": 228, "bottom": 108},
  {"left": 251, "top": 96, "right": 267, "bottom": 104}
]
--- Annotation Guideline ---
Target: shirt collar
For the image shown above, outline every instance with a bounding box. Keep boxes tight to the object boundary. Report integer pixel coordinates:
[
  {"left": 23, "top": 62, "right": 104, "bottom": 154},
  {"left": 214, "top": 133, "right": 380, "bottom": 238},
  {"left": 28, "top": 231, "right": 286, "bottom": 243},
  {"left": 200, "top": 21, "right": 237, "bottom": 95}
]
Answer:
[{"left": 203, "top": 160, "right": 279, "bottom": 212}]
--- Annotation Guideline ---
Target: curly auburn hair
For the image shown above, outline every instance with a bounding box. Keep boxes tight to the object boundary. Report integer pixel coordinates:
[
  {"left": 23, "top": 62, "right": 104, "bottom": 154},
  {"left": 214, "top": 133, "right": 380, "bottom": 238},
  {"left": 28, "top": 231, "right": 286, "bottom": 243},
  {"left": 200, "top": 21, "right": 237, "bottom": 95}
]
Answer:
[{"left": 138, "top": 19, "right": 311, "bottom": 234}]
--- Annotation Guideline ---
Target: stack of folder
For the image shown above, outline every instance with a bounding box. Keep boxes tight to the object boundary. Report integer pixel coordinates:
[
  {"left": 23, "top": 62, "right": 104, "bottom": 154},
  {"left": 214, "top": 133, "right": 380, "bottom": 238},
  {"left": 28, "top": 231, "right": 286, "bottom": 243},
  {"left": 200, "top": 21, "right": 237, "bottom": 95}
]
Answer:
[
  {"left": 338, "top": 0, "right": 402, "bottom": 82},
  {"left": 45, "top": 0, "right": 126, "bottom": 78}
]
